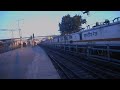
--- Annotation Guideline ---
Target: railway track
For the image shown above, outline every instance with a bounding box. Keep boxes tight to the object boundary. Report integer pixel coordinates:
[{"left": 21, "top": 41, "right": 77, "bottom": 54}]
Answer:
[
  {"left": 41, "top": 45, "right": 120, "bottom": 79},
  {"left": 62, "top": 50, "right": 120, "bottom": 74},
  {"left": 48, "top": 54, "right": 83, "bottom": 79},
  {"left": 56, "top": 49, "right": 120, "bottom": 74},
  {"left": 42, "top": 46, "right": 99, "bottom": 79},
  {"left": 47, "top": 51, "right": 95, "bottom": 79}
]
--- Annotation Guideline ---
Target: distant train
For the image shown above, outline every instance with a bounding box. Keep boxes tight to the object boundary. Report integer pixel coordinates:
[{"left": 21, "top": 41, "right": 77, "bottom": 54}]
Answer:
[{"left": 42, "top": 17, "right": 120, "bottom": 46}]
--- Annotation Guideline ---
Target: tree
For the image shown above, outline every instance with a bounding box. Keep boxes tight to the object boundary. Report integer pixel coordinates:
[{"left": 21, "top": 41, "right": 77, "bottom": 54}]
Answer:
[{"left": 59, "top": 14, "right": 87, "bottom": 35}]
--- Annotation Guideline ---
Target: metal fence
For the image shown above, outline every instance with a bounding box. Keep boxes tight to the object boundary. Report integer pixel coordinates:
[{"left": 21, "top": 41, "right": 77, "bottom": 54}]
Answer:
[{"left": 42, "top": 44, "right": 120, "bottom": 61}]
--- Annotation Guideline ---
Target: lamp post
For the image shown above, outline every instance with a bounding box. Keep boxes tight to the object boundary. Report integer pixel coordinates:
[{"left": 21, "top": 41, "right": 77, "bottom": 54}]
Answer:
[{"left": 17, "top": 19, "right": 24, "bottom": 48}]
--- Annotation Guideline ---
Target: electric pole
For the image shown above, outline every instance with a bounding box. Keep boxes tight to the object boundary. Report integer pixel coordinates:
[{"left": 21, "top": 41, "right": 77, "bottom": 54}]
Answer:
[{"left": 17, "top": 19, "right": 24, "bottom": 48}]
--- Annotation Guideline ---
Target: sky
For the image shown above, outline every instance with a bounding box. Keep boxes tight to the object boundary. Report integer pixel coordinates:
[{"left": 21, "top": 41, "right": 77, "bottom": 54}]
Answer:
[{"left": 0, "top": 11, "right": 120, "bottom": 39}]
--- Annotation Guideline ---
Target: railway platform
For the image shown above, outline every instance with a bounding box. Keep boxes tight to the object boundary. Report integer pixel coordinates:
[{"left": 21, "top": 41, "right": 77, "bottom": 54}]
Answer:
[{"left": 0, "top": 46, "right": 60, "bottom": 79}]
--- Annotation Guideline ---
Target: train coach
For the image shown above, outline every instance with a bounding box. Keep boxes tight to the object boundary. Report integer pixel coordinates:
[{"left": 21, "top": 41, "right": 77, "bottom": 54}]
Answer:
[
  {"left": 49, "top": 17, "right": 120, "bottom": 45},
  {"left": 41, "top": 17, "right": 120, "bottom": 60}
]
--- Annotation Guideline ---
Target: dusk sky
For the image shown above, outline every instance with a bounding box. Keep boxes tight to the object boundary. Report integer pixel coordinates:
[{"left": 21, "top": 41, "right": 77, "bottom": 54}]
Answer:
[{"left": 0, "top": 11, "right": 120, "bottom": 39}]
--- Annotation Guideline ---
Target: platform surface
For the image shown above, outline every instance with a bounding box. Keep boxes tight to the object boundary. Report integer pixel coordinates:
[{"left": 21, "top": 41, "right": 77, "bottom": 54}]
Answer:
[{"left": 0, "top": 46, "right": 60, "bottom": 79}]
